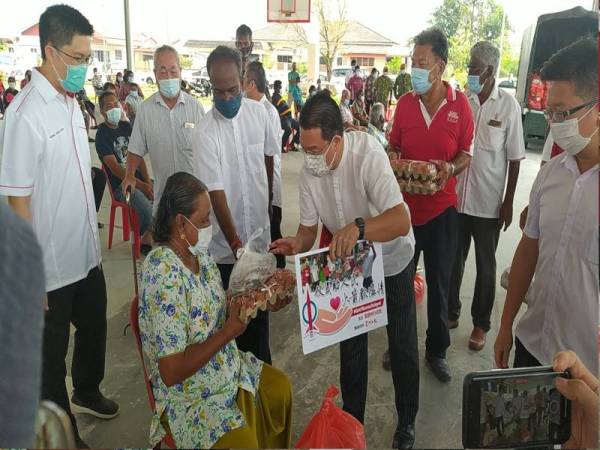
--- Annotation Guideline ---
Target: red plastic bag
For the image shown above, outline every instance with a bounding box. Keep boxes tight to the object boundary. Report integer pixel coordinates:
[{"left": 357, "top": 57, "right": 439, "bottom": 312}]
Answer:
[{"left": 295, "top": 385, "right": 367, "bottom": 449}]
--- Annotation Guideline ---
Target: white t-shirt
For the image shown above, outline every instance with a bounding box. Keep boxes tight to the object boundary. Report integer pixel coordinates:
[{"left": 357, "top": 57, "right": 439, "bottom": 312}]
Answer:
[
  {"left": 0, "top": 69, "right": 101, "bottom": 291},
  {"left": 299, "top": 131, "right": 415, "bottom": 277},
  {"left": 457, "top": 85, "right": 526, "bottom": 218},
  {"left": 196, "top": 98, "right": 280, "bottom": 264}
]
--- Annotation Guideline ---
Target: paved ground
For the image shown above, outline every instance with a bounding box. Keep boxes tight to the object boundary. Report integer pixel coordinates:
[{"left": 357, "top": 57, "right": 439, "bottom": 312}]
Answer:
[{"left": 66, "top": 135, "right": 542, "bottom": 448}]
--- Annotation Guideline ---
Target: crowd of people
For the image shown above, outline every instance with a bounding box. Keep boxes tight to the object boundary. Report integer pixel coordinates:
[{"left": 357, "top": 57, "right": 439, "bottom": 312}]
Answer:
[{"left": 0, "top": 3, "right": 598, "bottom": 450}]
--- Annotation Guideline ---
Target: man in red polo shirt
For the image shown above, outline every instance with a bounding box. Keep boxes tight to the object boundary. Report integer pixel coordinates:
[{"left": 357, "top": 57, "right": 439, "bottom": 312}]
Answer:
[{"left": 389, "top": 27, "right": 474, "bottom": 383}]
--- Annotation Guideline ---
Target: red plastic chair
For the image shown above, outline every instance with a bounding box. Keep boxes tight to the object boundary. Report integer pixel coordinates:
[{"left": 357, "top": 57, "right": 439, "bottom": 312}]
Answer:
[
  {"left": 101, "top": 165, "right": 141, "bottom": 258},
  {"left": 130, "top": 296, "right": 177, "bottom": 449}
]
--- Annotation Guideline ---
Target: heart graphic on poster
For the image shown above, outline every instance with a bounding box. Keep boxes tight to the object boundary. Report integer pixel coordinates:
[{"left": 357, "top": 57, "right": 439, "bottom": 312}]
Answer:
[{"left": 330, "top": 296, "right": 341, "bottom": 311}]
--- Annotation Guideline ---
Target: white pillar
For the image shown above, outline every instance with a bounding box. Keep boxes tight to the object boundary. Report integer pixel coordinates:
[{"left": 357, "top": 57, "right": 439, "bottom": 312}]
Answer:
[{"left": 305, "top": 8, "right": 320, "bottom": 84}]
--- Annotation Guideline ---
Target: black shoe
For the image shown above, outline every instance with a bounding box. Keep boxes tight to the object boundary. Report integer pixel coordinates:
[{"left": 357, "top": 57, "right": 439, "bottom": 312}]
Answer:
[
  {"left": 448, "top": 319, "right": 459, "bottom": 329},
  {"left": 393, "top": 423, "right": 415, "bottom": 449},
  {"left": 97, "top": 222, "right": 104, "bottom": 229},
  {"left": 141, "top": 244, "right": 153, "bottom": 256},
  {"left": 382, "top": 349, "right": 391, "bottom": 371},
  {"left": 71, "top": 393, "right": 119, "bottom": 419},
  {"left": 74, "top": 435, "right": 90, "bottom": 449},
  {"left": 88, "top": 137, "right": 95, "bottom": 143},
  {"left": 426, "top": 356, "right": 451, "bottom": 383}
]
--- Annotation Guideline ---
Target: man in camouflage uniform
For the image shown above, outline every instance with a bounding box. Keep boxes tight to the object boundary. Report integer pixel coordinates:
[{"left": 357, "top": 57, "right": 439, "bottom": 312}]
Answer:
[
  {"left": 364, "top": 67, "right": 378, "bottom": 114},
  {"left": 394, "top": 63, "right": 412, "bottom": 100},
  {"left": 374, "top": 66, "right": 394, "bottom": 117}
]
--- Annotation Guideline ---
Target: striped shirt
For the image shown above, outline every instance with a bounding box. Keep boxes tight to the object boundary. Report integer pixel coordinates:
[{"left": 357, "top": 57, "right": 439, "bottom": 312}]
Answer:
[
  {"left": 129, "top": 91, "right": 205, "bottom": 214},
  {"left": 272, "top": 93, "right": 292, "bottom": 118}
]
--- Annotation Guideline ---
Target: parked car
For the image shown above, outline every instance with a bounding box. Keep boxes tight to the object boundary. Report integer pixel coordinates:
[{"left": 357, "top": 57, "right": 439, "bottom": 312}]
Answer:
[
  {"left": 330, "top": 67, "right": 353, "bottom": 97},
  {"left": 497, "top": 78, "right": 516, "bottom": 97}
]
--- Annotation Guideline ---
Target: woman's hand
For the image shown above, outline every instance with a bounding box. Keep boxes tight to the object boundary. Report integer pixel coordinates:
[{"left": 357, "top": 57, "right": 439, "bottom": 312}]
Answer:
[{"left": 224, "top": 300, "right": 247, "bottom": 339}]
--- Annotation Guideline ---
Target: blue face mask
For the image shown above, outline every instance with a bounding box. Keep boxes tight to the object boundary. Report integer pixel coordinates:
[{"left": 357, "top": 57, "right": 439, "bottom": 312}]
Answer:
[
  {"left": 214, "top": 94, "right": 242, "bottom": 119},
  {"left": 106, "top": 107, "right": 121, "bottom": 125},
  {"left": 51, "top": 51, "right": 88, "bottom": 94},
  {"left": 158, "top": 78, "right": 180, "bottom": 98},
  {"left": 411, "top": 66, "right": 434, "bottom": 95},
  {"left": 467, "top": 69, "right": 488, "bottom": 94},
  {"left": 130, "top": 90, "right": 138, "bottom": 98}
]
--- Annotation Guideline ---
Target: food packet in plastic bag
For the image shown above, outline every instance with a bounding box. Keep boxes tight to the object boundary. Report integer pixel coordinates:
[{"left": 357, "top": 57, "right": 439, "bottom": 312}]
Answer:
[{"left": 228, "top": 228, "right": 277, "bottom": 296}]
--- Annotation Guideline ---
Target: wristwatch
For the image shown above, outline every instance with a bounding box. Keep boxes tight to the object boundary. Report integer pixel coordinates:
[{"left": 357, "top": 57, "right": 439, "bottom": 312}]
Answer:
[{"left": 354, "top": 217, "right": 365, "bottom": 241}]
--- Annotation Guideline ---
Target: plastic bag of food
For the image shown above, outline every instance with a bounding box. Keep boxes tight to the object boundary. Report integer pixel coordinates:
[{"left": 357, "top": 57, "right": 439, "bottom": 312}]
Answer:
[{"left": 228, "top": 228, "right": 277, "bottom": 296}]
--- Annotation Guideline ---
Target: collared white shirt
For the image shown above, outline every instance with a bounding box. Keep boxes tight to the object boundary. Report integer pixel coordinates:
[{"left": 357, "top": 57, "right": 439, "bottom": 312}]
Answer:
[
  {"left": 457, "top": 85, "right": 526, "bottom": 218},
  {"left": 517, "top": 153, "right": 599, "bottom": 371},
  {"left": 259, "top": 94, "right": 284, "bottom": 207},
  {"left": 197, "top": 98, "right": 279, "bottom": 264},
  {"left": 129, "top": 91, "right": 205, "bottom": 214},
  {"left": 299, "top": 131, "right": 415, "bottom": 276},
  {"left": 0, "top": 69, "right": 101, "bottom": 291}
]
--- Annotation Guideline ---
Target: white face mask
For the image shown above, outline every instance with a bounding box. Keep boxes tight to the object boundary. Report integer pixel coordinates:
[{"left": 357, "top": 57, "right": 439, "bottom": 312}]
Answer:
[
  {"left": 183, "top": 216, "right": 212, "bottom": 256},
  {"left": 304, "top": 139, "right": 337, "bottom": 177},
  {"left": 550, "top": 105, "right": 598, "bottom": 156}
]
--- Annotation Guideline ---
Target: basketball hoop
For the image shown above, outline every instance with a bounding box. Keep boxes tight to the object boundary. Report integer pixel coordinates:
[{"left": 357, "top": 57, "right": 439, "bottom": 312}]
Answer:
[{"left": 268, "top": 0, "right": 310, "bottom": 23}]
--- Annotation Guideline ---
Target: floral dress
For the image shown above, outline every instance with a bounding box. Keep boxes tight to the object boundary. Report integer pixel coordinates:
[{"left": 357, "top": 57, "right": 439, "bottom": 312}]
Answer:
[{"left": 138, "top": 246, "right": 263, "bottom": 448}]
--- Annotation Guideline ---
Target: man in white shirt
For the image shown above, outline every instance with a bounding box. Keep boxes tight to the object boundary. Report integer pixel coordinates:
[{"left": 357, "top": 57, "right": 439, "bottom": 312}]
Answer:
[
  {"left": 0, "top": 5, "right": 118, "bottom": 447},
  {"left": 270, "top": 93, "right": 419, "bottom": 449},
  {"left": 123, "top": 45, "right": 205, "bottom": 213},
  {"left": 196, "top": 46, "right": 278, "bottom": 364},
  {"left": 243, "top": 61, "right": 286, "bottom": 269},
  {"left": 494, "top": 37, "right": 599, "bottom": 373},
  {"left": 449, "top": 41, "right": 525, "bottom": 351}
]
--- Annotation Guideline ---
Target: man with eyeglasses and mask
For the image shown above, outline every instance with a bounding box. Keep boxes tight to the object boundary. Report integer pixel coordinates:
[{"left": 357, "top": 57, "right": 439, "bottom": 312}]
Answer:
[
  {"left": 494, "top": 36, "right": 599, "bottom": 374},
  {"left": 388, "top": 27, "right": 474, "bottom": 384},
  {"left": 235, "top": 24, "right": 254, "bottom": 71},
  {"left": 0, "top": 5, "right": 118, "bottom": 447},
  {"left": 123, "top": 45, "right": 205, "bottom": 214},
  {"left": 448, "top": 41, "right": 525, "bottom": 353},
  {"left": 270, "top": 92, "right": 420, "bottom": 449},
  {"left": 196, "top": 46, "right": 280, "bottom": 364}
]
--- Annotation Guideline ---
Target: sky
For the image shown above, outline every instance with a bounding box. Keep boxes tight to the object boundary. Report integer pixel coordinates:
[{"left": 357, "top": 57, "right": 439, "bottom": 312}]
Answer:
[{"left": 3, "top": 0, "right": 594, "bottom": 51}]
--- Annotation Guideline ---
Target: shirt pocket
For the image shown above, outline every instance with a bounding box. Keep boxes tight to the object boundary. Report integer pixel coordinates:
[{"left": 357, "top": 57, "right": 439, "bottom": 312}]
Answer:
[
  {"left": 480, "top": 124, "right": 506, "bottom": 152},
  {"left": 588, "top": 228, "right": 599, "bottom": 265},
  {"left": 247, "top": 143, "right": 266, "bottom": 175},
  {"left": 183, "top": 127, "right": 196, "bottom": 150}
]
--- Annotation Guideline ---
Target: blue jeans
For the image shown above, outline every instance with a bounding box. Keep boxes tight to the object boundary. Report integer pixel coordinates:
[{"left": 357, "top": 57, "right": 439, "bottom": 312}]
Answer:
[{"left": 114, "top": 187, "right": 152, "bottom": 235}]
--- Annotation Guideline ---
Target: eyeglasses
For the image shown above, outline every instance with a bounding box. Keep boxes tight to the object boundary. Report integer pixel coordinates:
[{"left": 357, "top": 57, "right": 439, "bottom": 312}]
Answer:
[
  {"left": 544, "top": 100, "right": 598, "bottom": 123},
  {"left": 53, "top": 46, "right": 94, "bottom": 66}
]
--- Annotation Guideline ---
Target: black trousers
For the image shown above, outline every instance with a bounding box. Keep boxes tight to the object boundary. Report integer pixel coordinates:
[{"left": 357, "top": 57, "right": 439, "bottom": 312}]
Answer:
[
  {"left": 413, "top": 206, "right": 458, "bottom": 359},
  {"left": 281, "top": 117, "right": 300, "bottom": 150},
  {"left": 218, "top": 263, "right": 272, "bottom": 364},
  {"left": 514, "top": 337, "right": 542, "bottom": 368},
  {"left": 270, "top": 206, "right": 286, "bottom": 269},
  {"left": 340, "top": 261, "right": 419, "bottom": 426},
  {"left": 448, "top": 213, "right": 500, "bottom": 331},
  {"left": 91, "top": 166, "right": 106, "bottom": 213},
  {"left": 43, "top": 266, "right": 107, "bottom": 433}
]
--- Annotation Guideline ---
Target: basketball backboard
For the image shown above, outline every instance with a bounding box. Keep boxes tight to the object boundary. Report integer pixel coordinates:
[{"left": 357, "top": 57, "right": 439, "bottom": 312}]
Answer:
[{"left": 267, "top": 0, "right": 311, "bottom": 23}]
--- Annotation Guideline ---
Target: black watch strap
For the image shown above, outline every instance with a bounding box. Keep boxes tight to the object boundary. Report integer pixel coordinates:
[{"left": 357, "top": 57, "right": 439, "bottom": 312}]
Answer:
[{"left": 355, "top": 217, "right": 365, "bottom": 241}]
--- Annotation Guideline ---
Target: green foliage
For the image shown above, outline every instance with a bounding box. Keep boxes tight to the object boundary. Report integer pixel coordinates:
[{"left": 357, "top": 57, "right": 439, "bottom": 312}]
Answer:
[
  {"left": 180, "top": 55, "right": 193, "bottom": 70},
  {"left": 297, "top": 62, "right": 308, "bottom": 74},
  {"left": 500, "top": 47, "right": 519, "bottom": 78},
  {"left": 0, "top": 42, "right": 7, "bottom": 52},
  {"left": 386, "top": 56, "right": 403, "bottom": 75},
  {"left": 431, "top": 0, "right": 513, "bottom": 82},
  {"left": 262, "top": 53, "right": 275, "bottom": 70}
]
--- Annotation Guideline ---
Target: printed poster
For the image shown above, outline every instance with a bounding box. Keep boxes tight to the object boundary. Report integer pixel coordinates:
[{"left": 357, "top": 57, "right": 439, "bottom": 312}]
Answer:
[{"left": 294, "top": 241, "right": 388, "bottom": 354}]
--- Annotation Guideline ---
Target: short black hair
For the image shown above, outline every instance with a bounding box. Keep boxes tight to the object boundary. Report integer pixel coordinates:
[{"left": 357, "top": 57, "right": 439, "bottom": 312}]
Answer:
[
  {"left": 8, "top": 76, "right": 15, "bottom": 83},
  {"left": 371, "top": 67, "right": 377, "bottom": 74},
  {"left": 129, "top": 82, "right": 139, "bottom": 90},
  {"left": 98, "top": 91, "right": 116, "bottom": 110},
  {"left": 103, "top": 81, "right": 116, "bottom": 91},
  {"left": 541, "top": 35, "right": 598, "bottom": 101},
  {"left": 39, "top": 4, "right": 93, "bottom": 61},
  {"left": 309, "top": 85, "right": 316, "bottom": 92},
  {"left": 299, "top": 92, "right": 343, "bottom": 141},
  {"left": 153, "top": 172, "right": 208, "bottom": 243},
  {"left": 414, "top": 27, "right": 448, "bottom": 63},
  {"left": 207, "top": 45, "right": 242, "bottom": 78},
  {"left": 236, "top": 24, "right": 252, "bottom": 39},
  {"left": 245, "top": 61, "right": 267, "bottom": 93},
  {"left": 351, "top": 59, "right": 357, "bottom": 65}
]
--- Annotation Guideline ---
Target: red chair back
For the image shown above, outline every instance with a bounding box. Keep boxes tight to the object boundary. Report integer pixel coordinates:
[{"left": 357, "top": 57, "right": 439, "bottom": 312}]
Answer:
[{"left": 101, "top": 165, "right": 125, "bottom": 207}]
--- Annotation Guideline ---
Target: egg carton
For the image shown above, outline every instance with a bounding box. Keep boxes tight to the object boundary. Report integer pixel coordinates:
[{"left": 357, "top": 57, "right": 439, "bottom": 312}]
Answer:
[
  {"left": 390, "top": 159, "right": 438, "bottom": 181},
  {"left": 233, "top": 269, "right": 297, "bottom": 323}
]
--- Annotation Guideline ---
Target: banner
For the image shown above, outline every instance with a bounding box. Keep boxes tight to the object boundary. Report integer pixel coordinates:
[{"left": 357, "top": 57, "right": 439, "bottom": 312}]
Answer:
[{"left": 294, "top": 241, "right": 387, "bottom": 354}]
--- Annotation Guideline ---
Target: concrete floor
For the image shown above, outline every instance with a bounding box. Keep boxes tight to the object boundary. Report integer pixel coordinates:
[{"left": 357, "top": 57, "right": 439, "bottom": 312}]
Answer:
[{"left": 70, "top": 136, "right": 543, "bottom": 449}]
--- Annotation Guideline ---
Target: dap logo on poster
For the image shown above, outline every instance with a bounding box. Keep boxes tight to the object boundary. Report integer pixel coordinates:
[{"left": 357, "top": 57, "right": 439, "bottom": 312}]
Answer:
[{"left": 294, "top": 241, "right": 388, "bottom": 355}]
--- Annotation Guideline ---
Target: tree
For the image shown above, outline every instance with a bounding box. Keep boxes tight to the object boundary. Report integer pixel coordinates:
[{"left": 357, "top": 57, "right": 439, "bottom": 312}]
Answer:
[
  {"left": 386, "top": 56, "right": 403, "bottom": 75},
  {"left": 431, "top": 0, "right": 512, "bottom": 84},
  {"left": 180, "top": 55, "right": 193, "bottom": 70},
  {"left": 288, "top": 0, "right": 349, "bottom": 80}
]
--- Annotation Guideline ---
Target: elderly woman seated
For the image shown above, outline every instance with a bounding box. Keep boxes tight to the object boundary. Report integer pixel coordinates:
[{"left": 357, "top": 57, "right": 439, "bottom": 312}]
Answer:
[
  {"left": 339, "top": 89, "right": 366, "bottom": 131},
  {"left": 138, "top": 172, "right": 292, "bottom": 449}
]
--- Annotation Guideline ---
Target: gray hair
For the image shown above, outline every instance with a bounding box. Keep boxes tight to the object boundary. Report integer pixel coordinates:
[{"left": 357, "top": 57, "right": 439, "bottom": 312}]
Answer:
[
  {"left": 154, "top": 45, "right": 181, "bottom": 70},
  {"left": 471, "top": 41, "right": 500, "bottom": 75},
  {"left": 369, "top": 102, "right": 385, "bottom": 124}
]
